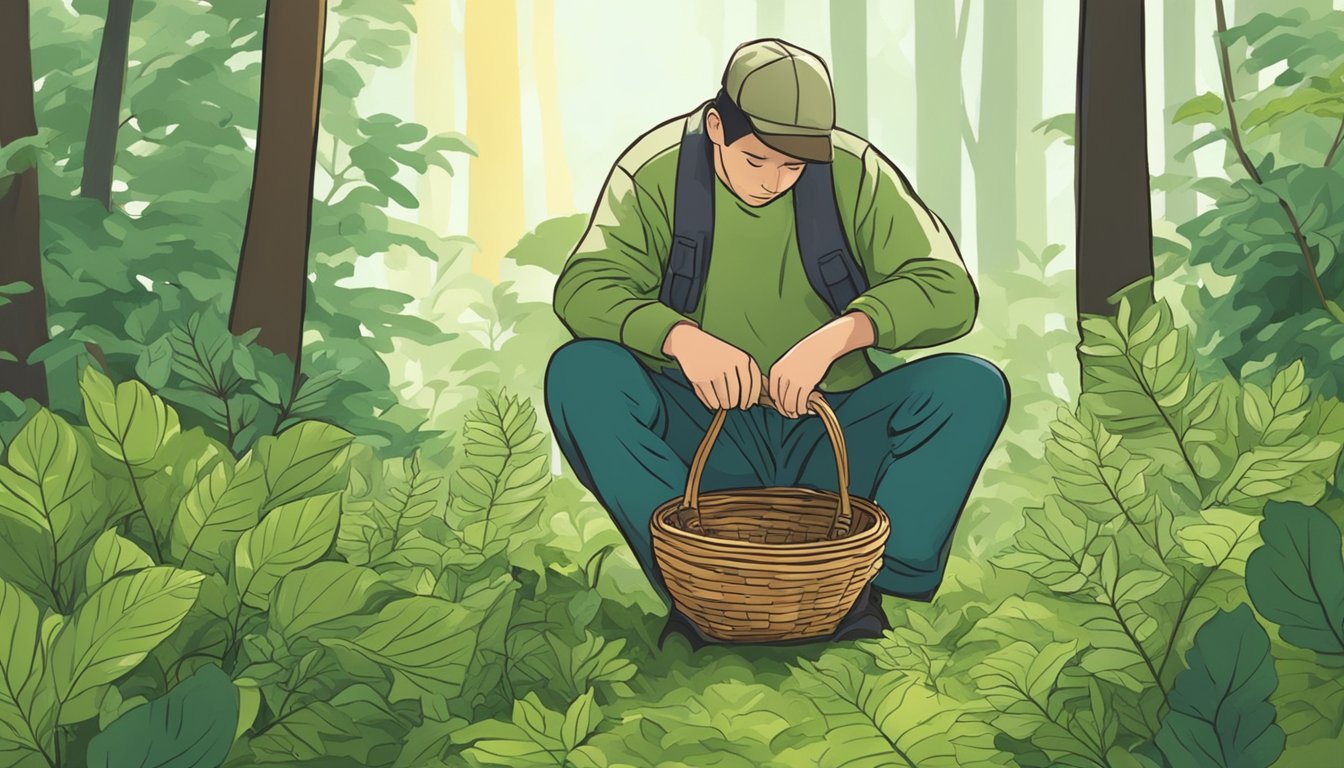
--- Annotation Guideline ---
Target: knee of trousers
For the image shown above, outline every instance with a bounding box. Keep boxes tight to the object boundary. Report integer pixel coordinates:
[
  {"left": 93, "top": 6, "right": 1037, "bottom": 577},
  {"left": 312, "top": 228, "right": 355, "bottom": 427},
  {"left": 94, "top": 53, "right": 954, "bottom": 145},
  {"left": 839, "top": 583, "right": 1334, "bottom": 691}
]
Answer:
[
  {"left": 544, "top": 339, "right": 661, "bottom": 427},
  {"left": 904, "top": 353, "right": 1010, "bottom": 423}
]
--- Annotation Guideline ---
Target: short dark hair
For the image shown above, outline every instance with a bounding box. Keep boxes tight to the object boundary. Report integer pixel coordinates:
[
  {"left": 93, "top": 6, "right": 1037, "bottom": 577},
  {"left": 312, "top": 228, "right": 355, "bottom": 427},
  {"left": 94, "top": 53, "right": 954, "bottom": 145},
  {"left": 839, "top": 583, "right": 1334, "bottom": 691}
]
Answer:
[{"left": 712, "top": 88, "right": 756, "bottom": 145}]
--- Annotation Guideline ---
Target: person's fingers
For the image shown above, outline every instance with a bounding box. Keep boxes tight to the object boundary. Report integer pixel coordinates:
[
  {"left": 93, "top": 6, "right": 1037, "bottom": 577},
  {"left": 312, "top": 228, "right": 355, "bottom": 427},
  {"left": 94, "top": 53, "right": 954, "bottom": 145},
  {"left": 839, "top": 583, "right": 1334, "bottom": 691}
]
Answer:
[
  {"left": 724, "top": 365, "right": 741, "bottom": 410},
  {"left": 778, "top": 378, "right": 794, "bottom": 418},
  {"left": 734, "top": 358, "right": 754, "bottom": 410},
  {"left": 746, "top": 358, "right": 763, "bottom": 409},
  {"left": 710, "top": 375, "right": 728, "bottom": 411},
  {"left": 693, "top": 382, "right": 718, "bottom": 411},
  {"left": 770, "top": 374, "right": 784, "bottom": 415},
  {"left": 792, "top": 386, "right": 809, "bottom": 419}
]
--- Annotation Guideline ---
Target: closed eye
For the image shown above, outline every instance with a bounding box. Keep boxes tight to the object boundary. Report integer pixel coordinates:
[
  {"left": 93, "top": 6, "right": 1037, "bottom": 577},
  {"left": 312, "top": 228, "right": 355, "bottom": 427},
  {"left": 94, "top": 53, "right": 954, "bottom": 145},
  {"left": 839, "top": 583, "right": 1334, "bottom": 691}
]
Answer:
[{"left": 746, "top": 159, "right": 763, "bottom": 168}]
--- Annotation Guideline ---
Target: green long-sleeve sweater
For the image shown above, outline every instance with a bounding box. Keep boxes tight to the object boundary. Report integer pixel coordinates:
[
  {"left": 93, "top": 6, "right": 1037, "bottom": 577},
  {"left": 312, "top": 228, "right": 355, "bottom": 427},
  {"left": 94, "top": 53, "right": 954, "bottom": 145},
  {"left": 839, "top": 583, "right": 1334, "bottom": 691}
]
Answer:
[{"left": 553, "top": 102, "right": 978, "bottom": 393}]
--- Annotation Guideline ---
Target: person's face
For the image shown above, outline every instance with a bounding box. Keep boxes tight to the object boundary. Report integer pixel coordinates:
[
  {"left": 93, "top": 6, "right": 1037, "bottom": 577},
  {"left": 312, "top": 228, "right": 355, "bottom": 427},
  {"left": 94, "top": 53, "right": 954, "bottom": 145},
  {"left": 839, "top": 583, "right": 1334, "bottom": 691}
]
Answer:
[{"left": 705, "top": 108, "right": 807, "bottom": 207}]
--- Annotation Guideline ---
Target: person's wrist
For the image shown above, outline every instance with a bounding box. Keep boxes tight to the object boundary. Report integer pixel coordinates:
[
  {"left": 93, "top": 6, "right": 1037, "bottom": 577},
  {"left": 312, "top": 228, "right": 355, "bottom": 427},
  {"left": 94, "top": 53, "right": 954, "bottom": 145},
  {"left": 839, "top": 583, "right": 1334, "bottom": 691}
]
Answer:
[{"left": 662, "top": 320, "right": 700, "bottom": 359}]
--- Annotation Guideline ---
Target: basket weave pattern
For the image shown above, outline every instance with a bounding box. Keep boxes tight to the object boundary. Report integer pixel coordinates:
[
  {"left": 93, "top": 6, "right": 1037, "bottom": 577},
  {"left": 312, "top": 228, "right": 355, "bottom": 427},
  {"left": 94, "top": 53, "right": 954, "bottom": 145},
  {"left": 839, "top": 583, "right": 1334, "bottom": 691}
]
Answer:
[{"left": 650, "top": 382, "right": 890, "bottom": 642}]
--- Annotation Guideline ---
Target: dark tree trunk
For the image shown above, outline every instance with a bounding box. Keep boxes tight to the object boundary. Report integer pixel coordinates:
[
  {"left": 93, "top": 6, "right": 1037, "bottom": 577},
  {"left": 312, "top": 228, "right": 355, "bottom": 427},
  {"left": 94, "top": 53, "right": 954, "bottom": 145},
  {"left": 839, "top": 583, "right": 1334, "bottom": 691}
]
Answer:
[
  {"left": 0, "top": 0, "right": 51, "bottom": 406},
  {"left": 229, "top": 0, "right": 327, "bottom": 381},
  {"left": 914, "top": 0, "right": 960, "bottom": 237},
  {"left": 1075, "top": 0, "right": 1154, "bottom": 321},
  {"left": 80, "top": 0, "right": 134, "bottom": 211},
  {"left": 829, "top": 0, "right": 867, "bottom": 135}
]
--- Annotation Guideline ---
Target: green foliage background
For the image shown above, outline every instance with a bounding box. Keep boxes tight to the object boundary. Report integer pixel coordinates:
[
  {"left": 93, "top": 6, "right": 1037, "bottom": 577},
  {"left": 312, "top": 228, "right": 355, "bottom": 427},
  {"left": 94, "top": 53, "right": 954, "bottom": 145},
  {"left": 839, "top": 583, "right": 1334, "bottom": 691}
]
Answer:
[{"left": 2, "top": 2, "right": 1343, "bottom": 767}]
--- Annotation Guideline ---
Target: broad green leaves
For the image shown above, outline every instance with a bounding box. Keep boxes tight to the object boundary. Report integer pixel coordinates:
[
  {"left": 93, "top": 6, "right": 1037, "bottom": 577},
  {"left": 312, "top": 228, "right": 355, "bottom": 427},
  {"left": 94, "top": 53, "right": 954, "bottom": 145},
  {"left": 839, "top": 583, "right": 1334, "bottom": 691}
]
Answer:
[
  {"left": 1156, "top": 605, "right": 1285, "bottom": 768},
  {"left": 322, "top": 595, "right": 482, "bottom": 705},
  {"left": 456, "top": 689, "right": 603, "bottom": 768},
  {"left": 234, "top": 492, "right": 340, "bottom": 610},
  {"left": 49, "top": 567, "right": 203, "bottom": 713},
  {"left": 270, "top": 561, "right": 386, "bottom": 638},
  {"left": 1245, "top": 501, "right": 1344, "bottom": 656},
  {"left": 87, "top": 664, "right": 238, "bottom": 768},
  {"left": 0, "top": 408, "right": 100, "bottom": 608},
  {"left": 0, "top": 578, "right": 50, "bottom": 757},
  {"left": 85, "top": 531, "right": 153, "bottom": 592},
  {"left": 79, "top": 367, "right": 181, "bottom": 471}
]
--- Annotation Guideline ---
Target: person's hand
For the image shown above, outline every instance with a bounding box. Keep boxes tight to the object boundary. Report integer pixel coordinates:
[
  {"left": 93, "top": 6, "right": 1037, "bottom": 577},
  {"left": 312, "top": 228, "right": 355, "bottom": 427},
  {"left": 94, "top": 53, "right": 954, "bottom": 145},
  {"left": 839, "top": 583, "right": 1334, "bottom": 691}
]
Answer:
[
  {"left": 663, "top": 322, "right": 763, "bottom": 411},
  {"left": 768, "top": 335, "right": 837, "bottom": 418}
]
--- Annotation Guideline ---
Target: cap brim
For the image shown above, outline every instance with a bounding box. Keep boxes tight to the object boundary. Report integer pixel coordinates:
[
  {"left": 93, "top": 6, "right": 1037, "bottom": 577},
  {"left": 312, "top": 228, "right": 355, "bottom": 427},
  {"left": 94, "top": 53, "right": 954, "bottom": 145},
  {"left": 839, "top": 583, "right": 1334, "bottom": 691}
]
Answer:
[{"left": 754, "top": 130, "right": 833, "bottom": 163}]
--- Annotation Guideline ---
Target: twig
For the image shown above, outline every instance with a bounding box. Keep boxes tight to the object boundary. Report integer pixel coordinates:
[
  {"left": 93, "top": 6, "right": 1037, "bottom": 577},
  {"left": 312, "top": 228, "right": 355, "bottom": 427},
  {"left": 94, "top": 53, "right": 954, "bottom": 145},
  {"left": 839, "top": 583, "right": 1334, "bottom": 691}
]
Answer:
[{"left": 1213, "top": 0, "right": 1334, "bottom": 316}]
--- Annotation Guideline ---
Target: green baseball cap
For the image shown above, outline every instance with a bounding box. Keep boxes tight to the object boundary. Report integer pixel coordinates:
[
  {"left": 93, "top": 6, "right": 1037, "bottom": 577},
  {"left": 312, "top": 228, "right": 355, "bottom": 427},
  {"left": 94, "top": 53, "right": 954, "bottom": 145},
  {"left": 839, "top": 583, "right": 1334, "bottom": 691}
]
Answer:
[{"left": 721, "top": 38, "right": 836, "bottom": 163}]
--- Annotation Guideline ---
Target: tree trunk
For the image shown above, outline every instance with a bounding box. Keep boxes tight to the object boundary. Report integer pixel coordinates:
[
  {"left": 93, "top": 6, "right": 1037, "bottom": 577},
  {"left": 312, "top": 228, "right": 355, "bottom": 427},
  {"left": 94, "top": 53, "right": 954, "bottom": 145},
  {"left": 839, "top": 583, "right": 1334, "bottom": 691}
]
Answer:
[
  {"left": 1016, "top": 0, "right": 1047, "bottom": 253},
  {"left": 414, "top": 0, "right": 456, "bottom": 236},
  {"left": 829, "top": 0, "right": 868, "bottom": 135},
  {"left": 757, "top": 0, "right": 786, "bottom": 38},
  {"left": 79, "top": 0, "right": 134, "bottom": 211},
  {"left": 1075, "top": 0, "right": 1154, "bottom": 321},
  {"left": 1163, "top": 0, "right": 1196, "bottom": 224},
  {"left": 229, "top": 0, "right": 328, "bottom": 381},
  {"left": 971, "top": 0, "right": 1017, "bottom": 278},
  {"left": 0, "top": 0, "right": 50, "bottom": 406},
  {"left": 534, "top": 0, "right": 573, "bottom": 218},
  {"left": 914, "top": 0, "right": 960, "bottom": 237},
  {"left": 465, "top": 0, "right": 524, "bottom": 282}
]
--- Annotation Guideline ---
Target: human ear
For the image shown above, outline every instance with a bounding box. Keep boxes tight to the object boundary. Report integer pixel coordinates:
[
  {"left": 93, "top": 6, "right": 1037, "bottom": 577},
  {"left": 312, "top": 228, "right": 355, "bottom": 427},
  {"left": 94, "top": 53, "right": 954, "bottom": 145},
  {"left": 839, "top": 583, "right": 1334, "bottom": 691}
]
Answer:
[{"left": 705, "top": 109, "right": 724, "bottom": 146}]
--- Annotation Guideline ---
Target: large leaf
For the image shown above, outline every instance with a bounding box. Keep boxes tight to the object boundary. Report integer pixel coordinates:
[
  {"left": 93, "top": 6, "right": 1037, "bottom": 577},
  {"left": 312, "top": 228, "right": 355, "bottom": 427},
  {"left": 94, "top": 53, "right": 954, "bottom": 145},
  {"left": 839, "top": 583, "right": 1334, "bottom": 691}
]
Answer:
[
  {"left": 246, "top": 684, "right": 404, "bottom": 764},
  {"left": 87, "top": 664, "right": 238, "bottom": 768},
  {"left": 48, "top": 567, "right": 204, "bottom": 711},
  {"left": 1156, "top": 604, "right": 1284, "bottom": 768},
  {"left": 0, "top": 578, "right": 54, "bottom": 757},
  {"left": 320, "top": 595, "right": 482, "bottom": 705},
  {"left": 84, "top": 530, "right": 153, "bottom": 593},
  {"left": 79, "top": 366, "right": 181, "bottom": 469},
  {"left": 1245, "top": 500, "right": 1344, "bottom": 655},
  {"left": 250, "top": 422, "right": 355, "bottom": 511},
  {"left": 0, "top": 409, "right": 100, "bottom": 601},
  {"left": 270, "top": 561, "right": 386, "bottom": 638},
  {"left": 233, "top": 492, "right": 340, "bottom": 610},
  {"left": 170, "top": 454, "right": 266, "bottom": 572}
]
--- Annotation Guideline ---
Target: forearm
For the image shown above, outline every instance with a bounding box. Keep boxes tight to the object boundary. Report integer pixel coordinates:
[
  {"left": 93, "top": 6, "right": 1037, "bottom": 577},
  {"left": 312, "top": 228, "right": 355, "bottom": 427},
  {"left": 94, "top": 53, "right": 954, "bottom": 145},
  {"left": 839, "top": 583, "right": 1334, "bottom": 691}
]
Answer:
[{"left": 801, "top": 311, "right": 877, "bottom": 362}]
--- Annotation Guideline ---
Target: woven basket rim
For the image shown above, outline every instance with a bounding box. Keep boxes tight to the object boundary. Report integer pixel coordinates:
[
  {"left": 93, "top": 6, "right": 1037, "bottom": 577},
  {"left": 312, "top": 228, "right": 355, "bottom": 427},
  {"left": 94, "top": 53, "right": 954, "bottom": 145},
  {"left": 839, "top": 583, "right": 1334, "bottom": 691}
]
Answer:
[{"left": 650, "top": 489, "right": 890, "bottom": 553}]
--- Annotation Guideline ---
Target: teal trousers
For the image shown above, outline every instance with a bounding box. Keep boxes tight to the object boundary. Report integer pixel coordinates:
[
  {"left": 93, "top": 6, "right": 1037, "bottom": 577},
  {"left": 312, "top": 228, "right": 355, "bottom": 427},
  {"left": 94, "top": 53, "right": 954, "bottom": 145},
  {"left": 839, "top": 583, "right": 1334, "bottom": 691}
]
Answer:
[{"left": 544, "top": 338, "right": 1009, "bottom": 604}]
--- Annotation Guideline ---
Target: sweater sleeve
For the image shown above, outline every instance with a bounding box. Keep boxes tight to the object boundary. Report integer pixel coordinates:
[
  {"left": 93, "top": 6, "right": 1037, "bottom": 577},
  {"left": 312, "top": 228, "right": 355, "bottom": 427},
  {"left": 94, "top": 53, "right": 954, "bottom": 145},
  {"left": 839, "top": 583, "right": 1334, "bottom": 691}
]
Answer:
[
  {"left": 843, "top": 145, "right": 978, "bottom": 352},
  {"left": 552, "top": 163, "right": 691, "bottom": 362}
]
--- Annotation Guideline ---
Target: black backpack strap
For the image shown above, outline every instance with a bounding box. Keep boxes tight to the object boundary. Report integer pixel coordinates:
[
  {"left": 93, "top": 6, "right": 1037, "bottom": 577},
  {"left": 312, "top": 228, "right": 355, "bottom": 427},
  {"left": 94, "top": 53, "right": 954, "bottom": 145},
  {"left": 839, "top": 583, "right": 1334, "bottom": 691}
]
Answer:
[
  {"left": 659, "top": 107, "right": 715, "bottom": 315},
  {"left": 793, "top": 161, "right": 869, "bottom": 316}
]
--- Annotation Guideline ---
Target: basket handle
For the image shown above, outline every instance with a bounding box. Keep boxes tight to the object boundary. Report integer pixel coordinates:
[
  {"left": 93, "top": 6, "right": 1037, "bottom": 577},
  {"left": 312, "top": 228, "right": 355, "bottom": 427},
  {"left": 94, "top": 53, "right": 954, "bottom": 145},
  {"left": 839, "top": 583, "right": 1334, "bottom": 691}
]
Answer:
[{"left": 682, "top": 373, "right": 852, "bottom": 540}]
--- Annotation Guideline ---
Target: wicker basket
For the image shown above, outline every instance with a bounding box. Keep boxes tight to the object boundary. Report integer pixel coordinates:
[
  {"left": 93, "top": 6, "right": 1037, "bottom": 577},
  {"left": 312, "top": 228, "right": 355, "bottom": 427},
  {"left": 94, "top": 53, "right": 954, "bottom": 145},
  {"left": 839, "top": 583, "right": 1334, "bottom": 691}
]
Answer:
[{"left": 650, "top": 383, "right": 890, "bottom": 643}]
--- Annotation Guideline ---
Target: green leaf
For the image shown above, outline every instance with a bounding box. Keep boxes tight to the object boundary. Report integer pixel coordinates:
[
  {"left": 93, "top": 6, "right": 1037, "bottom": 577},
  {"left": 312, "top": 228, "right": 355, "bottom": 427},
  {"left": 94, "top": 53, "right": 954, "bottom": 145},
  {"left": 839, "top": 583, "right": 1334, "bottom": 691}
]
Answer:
[
  {"left": 1245, "top": 501, "right": 1344, "bottom": 655},
  {"left": 251, "top": 421, "right": 355, "bottom": 512},
  {"left": 321, "top": 595, "right": 482, "bottom": 705},
  {"left": 559, "top": 689, "right": 601, "bottom": 753},
  {"left": 246, "top": 684, "right": 403, "bottom": 764},
  {"left": 0, "top": 409, "right": 99, "bottom": 603},
  {"left": 1156, "top": 604, "right": 1284, "bottom": 768},
  {"left": 233, "top": 492, "right": 340, "bottom": 610},
  {"left": 170, "top": 454, "right": 266, "bottom": 573},
  {"left": 1176, "top": 507, "right": 1261, "bottom": 573},
  {"left": 270, "top": 561, "right": 386, "bottom": 638},
  {"left": 49, "top": 567, "right": 203, "bottom": 713},
  {"left": 0, "top": 577, "right": 53, "bottom": 755},
  {"left": 87, "top": 664, "right": 238, "bottom": 768},
  {"left": 1173, "top": 92, "right": 1226, "bottom": 124},
  {"left": 85, "top": 531, "right": 153, "bottom": 593},
  {"left": 0, "top": 130, "right": 53, "bottom": 177},
  {"left": 79, "top": 367, "right": 181, "bottom": 468}
]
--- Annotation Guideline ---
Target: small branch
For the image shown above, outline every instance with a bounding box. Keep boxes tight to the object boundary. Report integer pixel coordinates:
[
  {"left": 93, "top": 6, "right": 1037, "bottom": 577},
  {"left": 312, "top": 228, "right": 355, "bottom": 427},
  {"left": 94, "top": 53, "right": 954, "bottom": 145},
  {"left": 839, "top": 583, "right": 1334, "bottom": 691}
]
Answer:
[
  {"left": 1214, "top": 0, "right": 1334, "bottom": 315},
  {"left": 1325, "top": 114, "right": 1344, "bottom": 168}
]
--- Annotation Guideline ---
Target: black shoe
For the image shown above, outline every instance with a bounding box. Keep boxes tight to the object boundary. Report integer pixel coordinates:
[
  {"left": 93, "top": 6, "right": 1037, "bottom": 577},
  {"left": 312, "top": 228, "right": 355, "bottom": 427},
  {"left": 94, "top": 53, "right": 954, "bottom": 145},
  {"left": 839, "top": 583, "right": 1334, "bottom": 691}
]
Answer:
[
  {"left": 657, "top": 606, "right": 720, "bottom": 651},
  {"left": 828, "top": 582, "right": 891, "bottom": 642}
]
